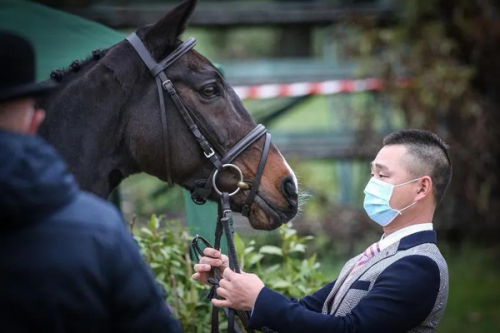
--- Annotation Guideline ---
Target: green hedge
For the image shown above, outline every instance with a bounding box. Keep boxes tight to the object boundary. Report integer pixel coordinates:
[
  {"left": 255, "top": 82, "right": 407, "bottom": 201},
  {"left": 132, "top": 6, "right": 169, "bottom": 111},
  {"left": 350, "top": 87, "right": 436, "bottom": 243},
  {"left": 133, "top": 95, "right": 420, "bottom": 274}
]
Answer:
[{"left": 133, "top": 216, "right": 329, "bottom": 332}]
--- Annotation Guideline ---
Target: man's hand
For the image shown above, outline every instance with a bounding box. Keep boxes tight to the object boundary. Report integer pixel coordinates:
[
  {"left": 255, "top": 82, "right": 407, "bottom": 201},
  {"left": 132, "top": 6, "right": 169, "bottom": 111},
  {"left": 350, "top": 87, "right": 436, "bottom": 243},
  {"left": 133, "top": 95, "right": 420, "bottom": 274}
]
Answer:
[
  {"left": 211, "top": 268, "right": 265, "bottom": 311},
  {"left": 192, "top": 248, "right": 229, "bottom": 285}
]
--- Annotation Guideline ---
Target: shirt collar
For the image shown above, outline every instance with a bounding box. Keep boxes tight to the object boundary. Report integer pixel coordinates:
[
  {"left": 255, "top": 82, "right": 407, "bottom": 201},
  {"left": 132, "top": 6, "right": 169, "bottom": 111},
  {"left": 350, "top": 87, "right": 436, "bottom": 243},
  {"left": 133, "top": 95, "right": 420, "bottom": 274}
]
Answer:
[{"left": 379, "top": 223, "right": 434, "bottom": 251}]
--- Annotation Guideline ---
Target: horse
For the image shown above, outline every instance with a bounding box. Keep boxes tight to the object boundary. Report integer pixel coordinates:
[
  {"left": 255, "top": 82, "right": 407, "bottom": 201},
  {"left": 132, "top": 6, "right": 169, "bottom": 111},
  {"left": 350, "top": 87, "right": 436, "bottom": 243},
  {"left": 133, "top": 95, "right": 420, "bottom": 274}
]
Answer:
[{"left": 37, "top": 0, "right": 299, "bottom": 231}]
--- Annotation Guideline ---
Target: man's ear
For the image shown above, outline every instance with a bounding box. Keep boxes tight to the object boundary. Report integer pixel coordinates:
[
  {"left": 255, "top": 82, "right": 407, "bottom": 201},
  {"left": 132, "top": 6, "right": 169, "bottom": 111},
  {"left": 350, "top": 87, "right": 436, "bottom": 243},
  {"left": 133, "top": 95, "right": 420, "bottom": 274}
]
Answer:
[
  {"left": 28, "top": 109, "right": 45, "bottom": 135},
  {"left": 416, "top": 176, "right": 432, "bottom": 201},
  {"left": 142, "top": 0, "right": 197, "bottom": 59}
]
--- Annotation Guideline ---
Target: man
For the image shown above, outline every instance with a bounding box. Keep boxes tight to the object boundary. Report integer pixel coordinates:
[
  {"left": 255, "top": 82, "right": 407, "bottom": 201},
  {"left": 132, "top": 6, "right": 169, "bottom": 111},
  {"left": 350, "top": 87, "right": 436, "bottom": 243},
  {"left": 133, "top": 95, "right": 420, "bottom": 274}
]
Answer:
[
  {"left": 0, "top": 31, "right": 180, "bottom": 332},
  {"left": 193, "top": 129, "right": 452, "bottom": 333}
]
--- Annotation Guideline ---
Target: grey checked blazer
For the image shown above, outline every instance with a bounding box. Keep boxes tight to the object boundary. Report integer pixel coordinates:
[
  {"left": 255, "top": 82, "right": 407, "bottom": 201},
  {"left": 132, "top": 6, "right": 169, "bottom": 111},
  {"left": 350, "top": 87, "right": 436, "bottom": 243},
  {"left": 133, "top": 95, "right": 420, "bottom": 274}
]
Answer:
[
  {"left": 322, "top": 231, "right": 449, "bottom": 332},
  {"left": 249, "top": 230, "right": 448, "bottom": 332}
]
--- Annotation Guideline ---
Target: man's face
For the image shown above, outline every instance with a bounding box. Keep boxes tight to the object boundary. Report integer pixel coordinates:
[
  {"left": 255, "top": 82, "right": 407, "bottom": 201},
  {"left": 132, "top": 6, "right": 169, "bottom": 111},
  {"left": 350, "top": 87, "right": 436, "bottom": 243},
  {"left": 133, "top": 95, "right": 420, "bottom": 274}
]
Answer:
[{"left": 370, "top": 144, "right": 420, "bottom": 210}]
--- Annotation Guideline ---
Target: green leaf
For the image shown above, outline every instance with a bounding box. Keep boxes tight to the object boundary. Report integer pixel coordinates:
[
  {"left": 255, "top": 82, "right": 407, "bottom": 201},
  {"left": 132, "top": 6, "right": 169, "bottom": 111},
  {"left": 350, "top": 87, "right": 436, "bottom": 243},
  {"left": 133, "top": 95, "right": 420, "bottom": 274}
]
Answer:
[
  {"left": 156, "top": 272, "right": 166, "bottom": 282},
  {"left": 140, "top": 227, "right": 153, "bottom": 237},
  {"left": 259, "top": 245, "right": 283, "bottom": 256},
  {"left": 290, "top": 243, "right": 306, "bottom": 253},
  {"left": 270, "top": 279, "right": 291, "bottom": 289},
  {"left": 147, "top": 214, "right": 160, "bottom": 231},
  {"left": 244, "top": 246, "right": 255, "bottom": 254},
  {"left": 264, "top": 264, "right": 281, "bottom": 274},
  {"left": 249, "top": 253, "right": 264, "bottom": 266},
  {"left": 284, "top": 228, "right": 297, "bottom": 239},
  {"left": 233, "top": 232, "right": 245, "bottom": 255}
]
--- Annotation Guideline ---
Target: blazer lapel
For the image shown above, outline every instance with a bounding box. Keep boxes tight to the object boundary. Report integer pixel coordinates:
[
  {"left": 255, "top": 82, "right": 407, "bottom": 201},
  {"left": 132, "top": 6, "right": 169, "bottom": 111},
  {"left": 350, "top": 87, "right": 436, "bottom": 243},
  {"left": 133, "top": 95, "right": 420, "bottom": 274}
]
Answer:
[{"left": 329, "top": 242, "right": 400, "bottom": 314}]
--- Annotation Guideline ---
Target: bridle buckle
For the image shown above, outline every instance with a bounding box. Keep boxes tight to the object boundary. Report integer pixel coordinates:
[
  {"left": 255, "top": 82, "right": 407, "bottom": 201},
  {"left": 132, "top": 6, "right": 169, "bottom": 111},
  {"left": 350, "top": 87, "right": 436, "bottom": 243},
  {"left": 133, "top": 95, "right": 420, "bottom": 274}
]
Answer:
[
  {"left": 162, "top": 79, "right": 174, "bottom": 93},
  {"left": 204, "top": 148, "right": 215, "bottom": 159}
]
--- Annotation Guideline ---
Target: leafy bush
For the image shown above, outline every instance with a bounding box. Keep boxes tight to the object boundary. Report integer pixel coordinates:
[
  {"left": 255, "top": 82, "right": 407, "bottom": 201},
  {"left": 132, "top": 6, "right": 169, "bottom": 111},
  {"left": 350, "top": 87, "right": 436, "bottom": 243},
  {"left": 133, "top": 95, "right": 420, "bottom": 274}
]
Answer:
[
  {"left": 233, "top": 225, "right": 330, "bottom": 297},
  {"left": 133, "top": 216, "right": 212, "bottom": 332},
  {"left": 133, "top": 215, "right": 329, "bottom": 331}
]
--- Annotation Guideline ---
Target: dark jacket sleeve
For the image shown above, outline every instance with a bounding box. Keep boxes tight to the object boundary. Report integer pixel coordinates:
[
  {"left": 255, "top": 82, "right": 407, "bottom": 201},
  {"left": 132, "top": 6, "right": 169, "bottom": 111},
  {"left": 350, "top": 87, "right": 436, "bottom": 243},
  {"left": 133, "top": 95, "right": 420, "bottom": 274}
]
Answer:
[
  {"left": 107, "top": 221, "right": 181, "bottom": 333},
  {"left": 249, "top": 255, "right": 441, "bottom": 333}
]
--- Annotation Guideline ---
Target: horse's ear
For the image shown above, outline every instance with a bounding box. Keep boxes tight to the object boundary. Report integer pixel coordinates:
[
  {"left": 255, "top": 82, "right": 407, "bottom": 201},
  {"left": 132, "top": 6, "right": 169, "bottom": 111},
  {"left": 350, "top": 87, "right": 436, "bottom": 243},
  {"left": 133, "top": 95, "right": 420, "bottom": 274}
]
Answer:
[{"left": 143, "top": 0, "right": 197, "bottom": 58}]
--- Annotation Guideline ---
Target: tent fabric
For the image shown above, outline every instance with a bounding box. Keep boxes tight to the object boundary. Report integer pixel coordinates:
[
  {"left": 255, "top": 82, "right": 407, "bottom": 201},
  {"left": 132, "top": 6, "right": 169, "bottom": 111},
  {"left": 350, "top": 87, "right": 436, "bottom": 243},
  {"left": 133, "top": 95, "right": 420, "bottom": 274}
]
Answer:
[{"left": 0, "top": 0, "right": 123, "bottom": 82}]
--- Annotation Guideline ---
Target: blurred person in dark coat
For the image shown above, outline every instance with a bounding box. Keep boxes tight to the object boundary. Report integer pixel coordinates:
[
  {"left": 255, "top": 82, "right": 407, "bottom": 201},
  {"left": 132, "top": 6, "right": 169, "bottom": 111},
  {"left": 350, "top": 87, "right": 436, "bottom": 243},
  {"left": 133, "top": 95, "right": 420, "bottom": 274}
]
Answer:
[
  {"left": 0, "top": 31, "right": 180, "bottom": 333},
  {"left": 194, "top": 128, "right": 452, "bottom": 333}
]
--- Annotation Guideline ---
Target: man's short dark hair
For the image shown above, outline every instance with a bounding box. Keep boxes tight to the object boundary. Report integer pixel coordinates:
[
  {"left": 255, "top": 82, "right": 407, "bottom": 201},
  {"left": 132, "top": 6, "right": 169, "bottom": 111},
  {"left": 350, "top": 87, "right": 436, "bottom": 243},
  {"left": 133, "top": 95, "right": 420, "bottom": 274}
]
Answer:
[{"left": 383, "top": 129, "right": 452, "bottom": 205}]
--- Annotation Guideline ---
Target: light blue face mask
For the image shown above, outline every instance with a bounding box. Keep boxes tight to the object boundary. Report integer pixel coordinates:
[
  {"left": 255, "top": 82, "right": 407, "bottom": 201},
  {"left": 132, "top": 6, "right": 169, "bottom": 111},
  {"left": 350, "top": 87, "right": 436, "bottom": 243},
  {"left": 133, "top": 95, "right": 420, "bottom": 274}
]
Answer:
[{"left": 363, "top": 177, "right": 421, "bottom": 227}]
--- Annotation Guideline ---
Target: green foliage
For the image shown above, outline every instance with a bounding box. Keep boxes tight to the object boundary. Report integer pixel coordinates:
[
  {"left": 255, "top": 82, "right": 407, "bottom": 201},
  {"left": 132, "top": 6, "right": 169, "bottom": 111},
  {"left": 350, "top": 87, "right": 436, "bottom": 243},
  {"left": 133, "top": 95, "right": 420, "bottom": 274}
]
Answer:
[
  {"left": 133, "top": 216, "right": 329, "bottom": 331},
  {"left": 134, "top": 215, "right": 211, "bottom": 333},
  {"left": 438, "top": 245, "right": 500, "bottom": 333},
  {"left": 234, "top": 224, "right": 330, "bottom": 297}
]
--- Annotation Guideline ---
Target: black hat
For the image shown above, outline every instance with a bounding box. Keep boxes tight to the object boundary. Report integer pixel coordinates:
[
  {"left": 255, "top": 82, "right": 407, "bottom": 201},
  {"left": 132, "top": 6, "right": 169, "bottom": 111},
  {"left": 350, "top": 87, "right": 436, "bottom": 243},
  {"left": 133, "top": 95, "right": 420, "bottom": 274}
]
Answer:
[{"left": 0, "top": 31, "right": 57, "bottom": 103}]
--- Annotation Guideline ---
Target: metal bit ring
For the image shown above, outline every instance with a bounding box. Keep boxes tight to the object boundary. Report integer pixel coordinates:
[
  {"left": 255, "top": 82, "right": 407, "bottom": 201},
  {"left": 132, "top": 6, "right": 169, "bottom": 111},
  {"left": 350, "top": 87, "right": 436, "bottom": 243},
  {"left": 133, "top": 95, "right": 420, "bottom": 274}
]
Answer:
[{"left": 212, "top": 164, "right": 244, "bottom": 197}]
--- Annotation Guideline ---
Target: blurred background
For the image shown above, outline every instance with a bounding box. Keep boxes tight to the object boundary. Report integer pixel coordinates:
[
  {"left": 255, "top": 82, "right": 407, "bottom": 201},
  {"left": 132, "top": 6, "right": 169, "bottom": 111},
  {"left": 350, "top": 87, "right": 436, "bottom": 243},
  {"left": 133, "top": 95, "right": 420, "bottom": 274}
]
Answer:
[{"left": 2, "top": 0, "right": 499, "bottom": 331}]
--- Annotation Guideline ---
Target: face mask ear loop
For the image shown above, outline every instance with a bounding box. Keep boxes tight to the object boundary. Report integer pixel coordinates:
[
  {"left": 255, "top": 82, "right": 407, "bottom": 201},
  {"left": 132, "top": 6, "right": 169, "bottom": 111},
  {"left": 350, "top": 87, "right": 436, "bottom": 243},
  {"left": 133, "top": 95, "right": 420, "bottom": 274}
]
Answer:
[
  {"left": 395, "top": 200, "right": 418, "bottom": 215},
  {"left": 388, "top": 178, "right": 420, "bottom": 214},
  {"left": 394, "top": 177, "right": 421, "bottom": 188}
]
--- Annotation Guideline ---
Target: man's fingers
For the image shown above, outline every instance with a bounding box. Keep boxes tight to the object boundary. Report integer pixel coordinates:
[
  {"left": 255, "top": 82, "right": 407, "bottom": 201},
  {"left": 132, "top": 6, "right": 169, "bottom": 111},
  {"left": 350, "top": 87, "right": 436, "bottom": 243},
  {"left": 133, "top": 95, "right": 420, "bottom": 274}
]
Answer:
[
  {"left": 219, "top": 279, "right": 230, "bottom": 289},
  {"left": 194, "top": 263, "right": 211, "bottom": 272},
  {"left": 216, "top": 287, "right": 229, "bottom": 298},
  {"left": 191, "top": 273, "right": 200, "bottom": 281},
  {"left": 203, "top": 247, "right": 221, "bottom": 258},
  {"left": 222, "top": 268, "right": 236, "bottom": 280},
  {"left": 200, "top": 257, "right": 223, "bottom": 267},
  {"left": 211, "top": 298, "right": 231, "bottom": 308}
]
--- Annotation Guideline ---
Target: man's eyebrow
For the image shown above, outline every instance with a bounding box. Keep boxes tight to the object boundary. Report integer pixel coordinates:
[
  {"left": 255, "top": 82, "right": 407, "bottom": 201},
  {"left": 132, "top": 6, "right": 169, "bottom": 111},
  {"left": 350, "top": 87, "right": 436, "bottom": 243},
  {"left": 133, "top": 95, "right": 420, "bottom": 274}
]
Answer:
[{"left": 370, "top": 162, "right": 389, "bottom": 171}]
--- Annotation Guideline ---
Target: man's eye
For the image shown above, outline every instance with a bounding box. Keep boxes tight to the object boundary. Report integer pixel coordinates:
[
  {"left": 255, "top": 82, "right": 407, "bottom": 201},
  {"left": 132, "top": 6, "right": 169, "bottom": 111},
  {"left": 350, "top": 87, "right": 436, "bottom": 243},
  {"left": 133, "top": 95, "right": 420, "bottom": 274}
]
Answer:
[
  {"left": 380, "top": 175, "right": 387, "bottom": 178},
  {"left": 200, "top": 84, "right": 219, "bottom": 98}
]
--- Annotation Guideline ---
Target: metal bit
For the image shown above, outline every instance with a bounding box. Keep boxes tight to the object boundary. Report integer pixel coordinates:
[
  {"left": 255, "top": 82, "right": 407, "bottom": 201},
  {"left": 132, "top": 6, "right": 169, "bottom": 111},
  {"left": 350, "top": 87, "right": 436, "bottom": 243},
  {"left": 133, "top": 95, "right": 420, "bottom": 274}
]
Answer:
[{"left": 237, "top": 181, "right": 251, "bottom": 190}]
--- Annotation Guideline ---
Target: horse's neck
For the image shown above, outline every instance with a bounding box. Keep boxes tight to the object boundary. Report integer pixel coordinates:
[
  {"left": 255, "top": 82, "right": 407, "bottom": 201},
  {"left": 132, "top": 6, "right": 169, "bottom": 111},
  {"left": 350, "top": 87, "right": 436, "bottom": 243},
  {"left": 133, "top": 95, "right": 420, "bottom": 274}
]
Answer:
[{"left": 38, "top": 71, "right": 132, "bottom": 198}]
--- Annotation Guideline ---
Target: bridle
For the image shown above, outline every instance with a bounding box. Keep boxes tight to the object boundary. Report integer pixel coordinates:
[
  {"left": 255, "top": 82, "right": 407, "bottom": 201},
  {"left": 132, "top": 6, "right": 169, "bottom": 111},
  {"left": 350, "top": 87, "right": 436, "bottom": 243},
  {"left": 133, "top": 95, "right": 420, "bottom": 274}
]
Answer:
[
  {"left": 126, "top": 32, "right": 271, "bottom": 333},
  {"left": 126, "top": 32, "right": 271, "bottom": 214}
]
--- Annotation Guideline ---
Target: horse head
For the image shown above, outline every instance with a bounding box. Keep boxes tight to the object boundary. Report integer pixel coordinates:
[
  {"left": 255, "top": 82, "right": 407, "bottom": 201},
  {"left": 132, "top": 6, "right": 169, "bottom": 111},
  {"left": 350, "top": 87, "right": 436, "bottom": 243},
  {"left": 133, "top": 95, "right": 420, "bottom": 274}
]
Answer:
[{"left": 40, "top": 0, "right": 299, "bottom": 230}]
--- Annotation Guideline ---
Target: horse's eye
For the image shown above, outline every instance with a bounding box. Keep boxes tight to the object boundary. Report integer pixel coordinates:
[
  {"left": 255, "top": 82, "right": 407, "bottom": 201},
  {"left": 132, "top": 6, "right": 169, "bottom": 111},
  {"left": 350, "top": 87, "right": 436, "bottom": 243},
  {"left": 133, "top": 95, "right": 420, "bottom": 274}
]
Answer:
[{"left": 200, "top": 84, "right": 219, "bottom": 98}]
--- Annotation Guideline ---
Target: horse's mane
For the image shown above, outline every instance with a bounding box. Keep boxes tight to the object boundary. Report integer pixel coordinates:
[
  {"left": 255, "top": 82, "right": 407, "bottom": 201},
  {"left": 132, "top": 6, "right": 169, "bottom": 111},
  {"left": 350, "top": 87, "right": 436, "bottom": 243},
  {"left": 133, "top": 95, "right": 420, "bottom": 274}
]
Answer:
[{"left": 50, "top": 49, "right": 108, "bottom": 82}]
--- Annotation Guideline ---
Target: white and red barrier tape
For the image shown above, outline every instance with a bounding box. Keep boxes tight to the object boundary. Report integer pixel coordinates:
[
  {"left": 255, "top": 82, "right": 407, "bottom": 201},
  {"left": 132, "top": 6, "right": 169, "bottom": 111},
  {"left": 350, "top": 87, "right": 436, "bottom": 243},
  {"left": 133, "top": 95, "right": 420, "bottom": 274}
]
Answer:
[{"left": 233, "top": 78, "right": 407, "bottom": 100}]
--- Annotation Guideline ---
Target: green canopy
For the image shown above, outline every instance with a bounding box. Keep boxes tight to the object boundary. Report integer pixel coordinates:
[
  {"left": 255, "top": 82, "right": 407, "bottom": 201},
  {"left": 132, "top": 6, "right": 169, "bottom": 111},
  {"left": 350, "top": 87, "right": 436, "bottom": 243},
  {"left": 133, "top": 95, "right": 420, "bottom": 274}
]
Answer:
[
  {"left": 0, "top": 0, "right": 216, "bottom": 238},
  {"left": 0, "top": 0, "right": 123, "bottom": 81}
]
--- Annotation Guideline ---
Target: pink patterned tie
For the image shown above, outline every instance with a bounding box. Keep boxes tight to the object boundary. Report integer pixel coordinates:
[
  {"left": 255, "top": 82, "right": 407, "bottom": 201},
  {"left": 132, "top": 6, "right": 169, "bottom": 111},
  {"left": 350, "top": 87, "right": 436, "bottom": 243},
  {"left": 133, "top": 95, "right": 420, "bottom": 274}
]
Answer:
[
  {"left": 332, "top": 241, "right": 382, "bottom": 305},
  {"left": 349, "top": 242, "right": 380, "bottom": 277}
]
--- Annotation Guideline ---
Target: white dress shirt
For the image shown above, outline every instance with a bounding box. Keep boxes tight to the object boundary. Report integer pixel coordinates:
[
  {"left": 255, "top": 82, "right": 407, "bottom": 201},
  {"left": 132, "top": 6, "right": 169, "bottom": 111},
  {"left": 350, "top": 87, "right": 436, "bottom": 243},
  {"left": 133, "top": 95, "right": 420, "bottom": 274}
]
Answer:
[{"left": 379, "top": 223, "right": 434, "bottom": 251}]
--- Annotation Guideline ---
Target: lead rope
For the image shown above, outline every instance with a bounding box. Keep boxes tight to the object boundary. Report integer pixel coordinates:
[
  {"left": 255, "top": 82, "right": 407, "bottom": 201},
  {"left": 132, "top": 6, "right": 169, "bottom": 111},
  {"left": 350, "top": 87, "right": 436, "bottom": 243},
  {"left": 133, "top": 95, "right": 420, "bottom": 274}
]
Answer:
[{"left": 192, "top": 193, "right": 253, "bottom": 333}]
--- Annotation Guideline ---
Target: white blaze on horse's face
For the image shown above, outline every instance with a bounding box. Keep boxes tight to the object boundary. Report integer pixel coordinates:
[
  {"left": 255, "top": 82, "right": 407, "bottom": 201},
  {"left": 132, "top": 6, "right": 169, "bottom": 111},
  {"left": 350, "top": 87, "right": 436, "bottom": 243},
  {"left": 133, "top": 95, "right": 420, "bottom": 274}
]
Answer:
[
  {"left": 231, "top": 140, "right": 299, "bottom": 231},
  {"left": 280, "top": 151, "right": 299, "bottom": 189}
]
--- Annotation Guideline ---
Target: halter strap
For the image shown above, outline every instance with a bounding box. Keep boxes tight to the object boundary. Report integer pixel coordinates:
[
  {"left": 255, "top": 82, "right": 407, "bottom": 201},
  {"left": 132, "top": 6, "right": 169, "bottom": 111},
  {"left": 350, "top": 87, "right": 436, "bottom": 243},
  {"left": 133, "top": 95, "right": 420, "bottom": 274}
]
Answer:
[
  {"left": 150, "top": 38, "right": 197, "bottom": 76},
  {"left": 127, "top": 33, "right": 224, "bottom": 186},
  {"left": 127, "top": 33, "right": 175, "bottom": 186},
  {"left": 191, "top": 125, "right": 268, "bottom": 205},
  {"left": 242, "top": 132, "right": 271, "bottom": 217}
]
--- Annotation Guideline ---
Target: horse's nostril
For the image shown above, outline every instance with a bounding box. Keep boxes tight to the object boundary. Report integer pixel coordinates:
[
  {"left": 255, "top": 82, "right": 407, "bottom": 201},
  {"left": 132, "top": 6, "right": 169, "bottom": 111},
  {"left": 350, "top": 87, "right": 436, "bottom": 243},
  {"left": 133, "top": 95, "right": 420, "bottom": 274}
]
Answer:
[{"left": 281, "top": 176, "right": 298, "bottom": 203}]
